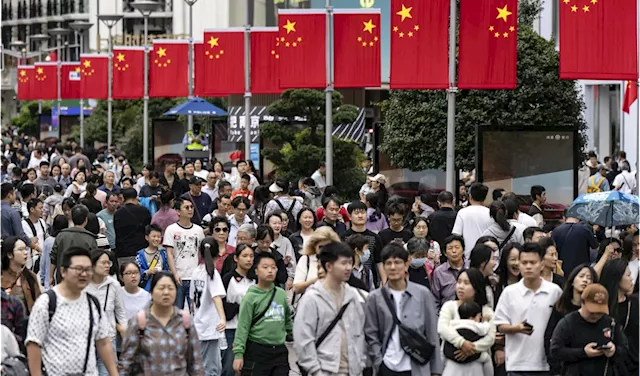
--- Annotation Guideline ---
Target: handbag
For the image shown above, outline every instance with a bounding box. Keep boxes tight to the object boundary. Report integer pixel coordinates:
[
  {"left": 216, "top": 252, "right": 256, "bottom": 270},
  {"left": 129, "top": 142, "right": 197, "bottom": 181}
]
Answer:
[
  {"left": 381, "top": 288, "right": 435, "bottom": 365},
  {"left": 297, "top": 302, "right": 352, "bottom": 376}
]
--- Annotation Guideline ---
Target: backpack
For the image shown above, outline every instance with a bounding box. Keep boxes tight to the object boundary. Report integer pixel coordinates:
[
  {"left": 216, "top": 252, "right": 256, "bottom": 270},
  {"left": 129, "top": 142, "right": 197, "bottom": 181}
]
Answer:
[
  {"left": 587, "top": 176, "right": 606, "bottom": 193},
  {"left": 275, "top": 200, "right": 298, "bottom": 232},
  {"left": 1, "top": 355, "right": 29, "bottom": 376}
]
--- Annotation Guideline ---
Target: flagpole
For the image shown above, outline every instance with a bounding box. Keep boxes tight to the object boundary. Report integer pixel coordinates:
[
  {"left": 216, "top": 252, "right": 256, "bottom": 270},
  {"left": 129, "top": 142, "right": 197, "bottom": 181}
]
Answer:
[
  {"left": 143, "top": 13, "right": 150, "bottom": 165},
  {"left": 185, "top": 0, "right": 197, "bottom": 133},
  {"left": 325, "top": 0, "right": 334, "bottom": 186},
  {"left": 99, "top": 15, "right": 122, "bottom": 152},
  {"left": 445, "top": 0, "right": 458, "bottom": 193},
  {"left": 244, "top": 0, "right": 252, "bottom": 162},
  {"left": 56, "top": 34, "right": 62, "bottom": 140}
]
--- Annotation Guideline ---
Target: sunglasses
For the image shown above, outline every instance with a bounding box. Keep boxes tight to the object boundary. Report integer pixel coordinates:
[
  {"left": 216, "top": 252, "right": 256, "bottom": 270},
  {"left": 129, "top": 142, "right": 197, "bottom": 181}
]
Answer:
[{"left": 214, "top": 227, "right": 229, "bottom": 233}]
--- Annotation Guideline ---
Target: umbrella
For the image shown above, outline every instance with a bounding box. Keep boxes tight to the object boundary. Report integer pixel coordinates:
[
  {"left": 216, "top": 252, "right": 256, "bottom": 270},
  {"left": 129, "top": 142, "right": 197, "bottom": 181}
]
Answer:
[
  {"left": 164, "top": 97, "right": 228, "bottom": 116},
  {"left": 565, "top": 191, "right": 639, "bottom": 227}
]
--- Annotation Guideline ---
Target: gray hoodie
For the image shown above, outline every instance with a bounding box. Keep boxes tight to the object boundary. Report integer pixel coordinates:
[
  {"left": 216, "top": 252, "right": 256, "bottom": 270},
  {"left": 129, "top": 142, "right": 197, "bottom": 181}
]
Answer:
[
  {"left": 293, "top": 280, "right": 367, "bottom": 376},
  {"left": 480, "top": 219, "right": 526, "bottom": 247}
]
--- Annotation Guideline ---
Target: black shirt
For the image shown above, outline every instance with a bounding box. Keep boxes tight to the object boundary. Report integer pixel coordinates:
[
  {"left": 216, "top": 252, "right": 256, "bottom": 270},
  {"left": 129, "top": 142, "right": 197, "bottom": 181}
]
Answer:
[
  {"left": 427, "top": 207, "right": 457, "bottom": 250},
  {"left": 379, "top": 227, "right": 413, "bottom": 247},
  {"left": 113, "top": 203, "right": 152, "bottom": 258},
  {"left": 615, "top": 296, "right": 639, "bottom": 373},
  {"left": 552, "top": 222, "right": 599, "bottom": 275},
  {"left": 408, "top": 264, "right": 431, "bottom": 289},
  {"left": 139, "top": 184, "right": 163, "bottom": 198},
  {"left": 181, "top": 192, "right": 212, "bottom": 226},
  {"left": 159, "top": 173, "right": 187, "bottom": 197}
]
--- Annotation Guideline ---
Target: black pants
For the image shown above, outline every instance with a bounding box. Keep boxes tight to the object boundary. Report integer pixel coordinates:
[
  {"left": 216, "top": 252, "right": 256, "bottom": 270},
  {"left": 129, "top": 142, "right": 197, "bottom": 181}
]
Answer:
[
  {"left": 379, "top": 363, "right": 411, "bottom": 376},
  {"left": 242, "top": 340, "right": 289, "bottom": 376}
]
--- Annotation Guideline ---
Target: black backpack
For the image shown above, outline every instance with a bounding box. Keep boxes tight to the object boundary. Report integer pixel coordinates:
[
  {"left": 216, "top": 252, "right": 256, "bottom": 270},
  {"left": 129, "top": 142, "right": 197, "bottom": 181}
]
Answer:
[
  {"left": 275, "top": 200, "right": 297, "bottom": 233},
  {"left": 1, "top": 355, "right": 30, "bottom": 376}
]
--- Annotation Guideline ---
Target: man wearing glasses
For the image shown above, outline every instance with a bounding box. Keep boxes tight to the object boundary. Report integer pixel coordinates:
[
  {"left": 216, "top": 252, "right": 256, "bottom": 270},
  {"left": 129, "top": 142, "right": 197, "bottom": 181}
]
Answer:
[
  {"left": 164, "top": 198, "right": 205, "bottom": 309},
  {"left": 229, "top": 197, "right": 254, "bottom": 247}
]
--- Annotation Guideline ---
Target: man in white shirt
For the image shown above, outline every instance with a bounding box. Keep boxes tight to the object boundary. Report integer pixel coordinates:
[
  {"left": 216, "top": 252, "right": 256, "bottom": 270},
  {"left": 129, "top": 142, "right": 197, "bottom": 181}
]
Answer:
[
  {"left": 494, "top": 242, "right": 562, "bottom": 374},
  {"left": 452, "top": 183, "right": 493, "bottom": 262},
  {"left": 22, "top": 198, "right": 47, "bottom": 270},
  {"left": 311, "top": 163, "right": 327, "bottom": 189},
  {"left": 202, "top": 171, "right": 219, "bottom": 201},
  {"left": 27, "top": 148, "right": 47, "bottom": 170},
  {"left": 502, "top": 192, "right": 537, "bottom": 228},
  {"left": 613, "top": 163, "right": 636, "bottom": 194}
]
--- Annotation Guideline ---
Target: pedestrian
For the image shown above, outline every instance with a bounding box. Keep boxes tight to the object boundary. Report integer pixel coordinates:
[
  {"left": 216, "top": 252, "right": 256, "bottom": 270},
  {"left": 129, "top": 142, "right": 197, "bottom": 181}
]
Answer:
[
  {"left": 1, "top": 183, "right": 33, "bottom": 247},
  {"left": 294, "top": 241, "right": 367, "bottom": 376},
  {"left": 342, "top": 200, "right": 385, "bottom": 286},
  {"left": 480, "top": 200, "right": 526, "bottom": 249},
  {"left": 266, "top": 212, "right": 296, "bottom": 289},
  {"left": 379, "top": 203, "right": 413, "bottom": 247},
  {"left": 552, "top": 212, "right": 600, "bottom": 277},
  {"left": 254, "top": 226, "right": 288, "bottom": 286},
  {"left": 293, "top": 227, "right": 341, "bottom": 295},
  {"left": 209, "top": 216, "right": 236, "bottom": 275},
  {"left": 136, "top": 224, "right": 170, "bottom": 291},
  {"left": 452, "top": 183, "right": 493, "bottom": 262},
  {"left": 317, "top": 197, "right": 348, "bottom": 237},
  {"left": 346, "top": 233, "right": 375, "bottom": 292},
  {"left": 406, "top": 237, "right": 433, "bottom": 289},
  {"left": 1, "top": 236, "right": 42, "bottom": 314},
  {"left": 114, "top": 188, "right": 152, "bottom": 266},
  {"left": 427, "top": 191, "right": 458, "bottom": 250},
  {"left": 232, "top": 251, "right": 293, "bottom": 376},
  {"left": 431, "top": 234, "right": 466, "bottom": 311},
  {"left": 364, "top": 243, "right": 444, "bottom": 376},
  {"left": 119, "top": 262, "right": 151, "bottom": 321},
  {"left": 289, "top": 207, "right": 317, "bottom": 260},
  {"left": 538, "top": 237, "right": 564, "bottom": 287},
  {"left": 25, "top": 247, "right": 118, "bottom": 376}
]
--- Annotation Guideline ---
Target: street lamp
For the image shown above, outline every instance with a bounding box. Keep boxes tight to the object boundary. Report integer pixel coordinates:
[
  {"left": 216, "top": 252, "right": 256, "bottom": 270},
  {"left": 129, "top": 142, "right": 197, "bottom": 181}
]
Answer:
[
  {"left": 185, "top": 0, "right": 197, "bottom": 133},
  {"left": 49, "top": 28, "right": 71, "bottom": 138},
  {"left": 131, "top": 0, "right": 160, "bottom": 165},
  {"left": 98, "top": 14, "right": 123, "bottom": 152},
  {"left": 70, "top": 22, "right": 93, "bottom": 148}
]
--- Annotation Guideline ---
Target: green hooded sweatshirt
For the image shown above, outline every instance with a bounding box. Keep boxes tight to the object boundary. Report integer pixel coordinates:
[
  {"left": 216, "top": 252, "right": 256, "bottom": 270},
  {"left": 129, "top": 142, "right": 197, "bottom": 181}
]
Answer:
[{"left": 232, "top": 284, "right": 293, "bottom": 359}]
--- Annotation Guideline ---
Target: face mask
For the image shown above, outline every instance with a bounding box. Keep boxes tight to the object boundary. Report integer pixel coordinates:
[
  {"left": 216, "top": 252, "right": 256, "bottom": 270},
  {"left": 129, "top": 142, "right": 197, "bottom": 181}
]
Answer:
[
  {"left": 411, "top": 258, "right": 427, "bottom": 268},
  {"left": 360, "top": 249, "right": 371, "bottom": 264}
]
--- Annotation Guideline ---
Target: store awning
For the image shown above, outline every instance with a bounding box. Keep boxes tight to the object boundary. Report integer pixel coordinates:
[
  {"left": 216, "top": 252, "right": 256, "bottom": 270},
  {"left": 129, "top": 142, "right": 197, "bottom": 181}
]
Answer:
[{"left": 332, "top": 108, "right": 366, "bottom": 144}]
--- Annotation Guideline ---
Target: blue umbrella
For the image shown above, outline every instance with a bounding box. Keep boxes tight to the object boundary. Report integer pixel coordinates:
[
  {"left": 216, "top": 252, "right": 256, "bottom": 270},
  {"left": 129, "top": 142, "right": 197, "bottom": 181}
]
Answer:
[
  {"left": 565, "top": 191, "right": 639, "bottom": 227},
  {"left": 163, "top": 97, "right": 228, "bottom": 116}
]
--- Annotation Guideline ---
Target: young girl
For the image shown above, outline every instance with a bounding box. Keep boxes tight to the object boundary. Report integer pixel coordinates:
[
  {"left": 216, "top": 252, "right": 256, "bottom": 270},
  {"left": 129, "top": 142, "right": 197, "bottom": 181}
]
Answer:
[
  {"left": 136, "top": 224, "right": 170, "bottom": 291},
  {"left": 190, "top": 237, "right": 227, "bottom": 376},
  {"left": 120, "top": 262, "right": 151, "bottom": 321}
]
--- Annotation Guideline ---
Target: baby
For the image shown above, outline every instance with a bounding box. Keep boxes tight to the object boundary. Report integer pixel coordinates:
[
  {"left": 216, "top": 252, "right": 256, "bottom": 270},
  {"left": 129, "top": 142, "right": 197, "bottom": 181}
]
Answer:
[{"left": 443, "top": 301, "right": 493, "bottom": 376}]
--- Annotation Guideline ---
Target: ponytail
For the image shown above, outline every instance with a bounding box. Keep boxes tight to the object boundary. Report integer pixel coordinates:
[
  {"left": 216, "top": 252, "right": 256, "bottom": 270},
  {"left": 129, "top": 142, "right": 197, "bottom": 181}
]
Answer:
[
  {"left": 199, "top": 237, "right": 219, "bottom": 279},
  {"left": 490, "top": 200, "right": 510, "bottom": 231}
]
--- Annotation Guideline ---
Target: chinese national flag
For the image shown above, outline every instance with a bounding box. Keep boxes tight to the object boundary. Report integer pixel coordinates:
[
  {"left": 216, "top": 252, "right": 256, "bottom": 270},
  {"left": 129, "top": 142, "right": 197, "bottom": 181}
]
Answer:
[
  {"left": 623, "top": 81, "right": 638, "bottom": 113},
  {"left": 17, "top": 66, "right": 34, "bottom": 100},
  {"left": 458, "top": 0, "right": 518, "bottom": 89},
  {"left": 149, "top": 40, "right": 189, "bottom": 98},
  {"left": 334, "top": 10, "right": 381, "bottom": 88},
  {"left": 80, "top": 54, "right": 109, "bottom": 99},
  {"left": 278, "top": 10, "right": 326, "bottom": 89},
  {"left": 33, "top": 63, "right": 58, "bottom": 100},
  {"left": 390, "top": 0, "right": 448, "bottom": 89},
  {"left": 202, "top": 29, "right": 244, "bottom": 96},
  {"left": 251, "top": 27, "right": 281, "bottom": 94},
  {"left": 559, "top": 0, "right": 637, "bottom": 80},
  {"left": 112, "top": 47, "right": 145, "bottom": 99},
  {"left": 61, "top": 63, "right": 82, "bottom": 99},
  {"left": 194, "top": 42, "right": 206, "bottom": 97}
]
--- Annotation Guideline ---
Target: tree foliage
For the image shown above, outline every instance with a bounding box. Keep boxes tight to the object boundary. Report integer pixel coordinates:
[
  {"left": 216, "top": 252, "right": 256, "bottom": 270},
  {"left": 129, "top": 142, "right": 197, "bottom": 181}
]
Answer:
[
  {"left": 380, "top": 0, "right": 587, "bottom": 172},
  {"left": 260, "top": 89, "right": 364, "bottom": 199},
  {"left": 11, "top": 101, "right": 52, "bottom": 136}
]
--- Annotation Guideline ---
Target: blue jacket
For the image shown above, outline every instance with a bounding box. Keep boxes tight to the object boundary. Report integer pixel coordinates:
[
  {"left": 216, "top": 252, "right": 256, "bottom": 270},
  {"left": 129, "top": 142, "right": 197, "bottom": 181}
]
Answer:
[
  {"left": 135, "top": 248, "right": 170, "bottom": 291},
  {"left": 1, "top": 201, "right": 30, "bottom": 244}
]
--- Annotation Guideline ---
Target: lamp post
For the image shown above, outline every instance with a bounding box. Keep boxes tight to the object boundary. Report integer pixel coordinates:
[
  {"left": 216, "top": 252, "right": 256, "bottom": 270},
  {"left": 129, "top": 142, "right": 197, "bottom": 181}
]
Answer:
[
  {"left": 70, "top": 22, "right": 93, "bottom": 148},
  {"left": 131, "top": 0, "right": 160, "bottom": 165},
  {"left": 98, "top": 14, "right": 123, "bottom": 152},
  {"left": 184, "top": 0, "right": 197, "bottom": 133},
  {"left": 27, "top": 34, "right": 50, "bottom": 114},
  {"left": 48, "top": 28, "right": 70, "bottom": 138}
]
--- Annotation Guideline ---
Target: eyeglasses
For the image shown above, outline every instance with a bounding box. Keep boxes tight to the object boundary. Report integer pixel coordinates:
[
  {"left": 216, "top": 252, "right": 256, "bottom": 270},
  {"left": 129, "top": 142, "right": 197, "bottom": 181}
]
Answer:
[
  {"left": 214, "top": 227, "right": 229, "bottom": 233},
  {"left": 123, "top": 271, "right": 140, "bottom": 276},
  {"left": 99, "top": 260, "right": 114, "bottom": 267},
  {"left": 612, "top": 247, "right": 622, "bottom": 253},
  {"left": 67, "top": 266, "right": 94, "bottom": 275}
]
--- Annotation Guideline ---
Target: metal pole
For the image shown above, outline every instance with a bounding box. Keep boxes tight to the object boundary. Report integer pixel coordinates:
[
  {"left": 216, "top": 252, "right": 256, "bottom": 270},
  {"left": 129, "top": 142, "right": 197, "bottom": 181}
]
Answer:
[
  {"left": 56, "top": 35, "right": 62, "bottom": 139},
  {"left": 96, "top": 0, "right": 101, "bottom": 53},
  {"left": 143, "top": 15, "right": 150, "bottom": 164},
  {"left": 107, "top": 27, "right": 113, "bottom": 150},
  {"left": 187, "top": 1, "right": 194, "bottom": 132},
  {"left": 325, "top": 0, "right": 334, "bottom": 185},
  {"left": 79, "top": 31, "right": 85, "bottom": 147},
  {"left": 244, "top": 0, "right": 252, "bottom": 161},
  {"left": 445, "top": 0, "right": 457, "bottom": 193},
  {"left": 37, "top": 47, "right": 42, "bottom": 115}
]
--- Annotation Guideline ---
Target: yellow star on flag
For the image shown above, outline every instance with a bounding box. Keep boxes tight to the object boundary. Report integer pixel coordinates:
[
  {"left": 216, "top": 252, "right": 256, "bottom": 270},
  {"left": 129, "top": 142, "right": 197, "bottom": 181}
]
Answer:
[
  {"left": 116, "top": 53, "right": 126, "bottom": 62},
  {"left": 582, "top": 5, "right": 589, "bottom": 11},
  {"left": 363, "top": 19, "right": 376, "bottom": 34},
  {"left": 503, "top": 32, "right": 509, "bottom": 37},
  {"left": 75, "top": 67, "right": 81, "bottom": 72},
  {"left": 37, "top": 68, "right": 44, "bottom": 74},
  {"left": 494, "top": 32, "right": 500, "bottom": 37},
  {"left": 489, "top": 25, "right": 495, "bottom": 31},
  {"left": 83, "top": 60, "right": 91, "bottom": 68},
  {"left": 208, "top": 36, "right": 219, "bottom": 48},
  {"left": 20, "top": 70, "right": 26, "bottom": 76},
  {"left": 509, "top": 26, "right": 515, "bottom": 31},
  {"left": 393, "top": 26, "right": 399, "bottom": 32},
  {"left": 408, "top": 31, "right": 413, "bottom": 37},
  {"left": 157, "top": 47, "right": 167, "bottom": 57},
  {"left": 496, "top": 5, "right": 513, "bottom": 22},
  {"left": 283, "top": 20, "right": 296, "bottom": 34},
  {"left": 397, "top": 4, "right": 413, "bottom": 22},
  {"left": 590, "top": 0, "right": 597, "bottom": 4}
]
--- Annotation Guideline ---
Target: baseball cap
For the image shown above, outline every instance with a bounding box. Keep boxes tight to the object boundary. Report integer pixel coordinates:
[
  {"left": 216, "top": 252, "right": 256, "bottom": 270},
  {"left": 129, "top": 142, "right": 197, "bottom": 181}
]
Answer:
[
  {"left": 189, "top": 176, "right": 205, "bottom": 185},
  {"left": 581, "top": 284, "right": 609, "bottom": 315}
]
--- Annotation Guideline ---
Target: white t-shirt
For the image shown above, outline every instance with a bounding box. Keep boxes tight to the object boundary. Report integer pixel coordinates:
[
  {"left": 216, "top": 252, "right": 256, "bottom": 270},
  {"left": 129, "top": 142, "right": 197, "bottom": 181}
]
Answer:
[
  {"left": 293, "top": 254, "right": 319, "bottom": 285},
  {"left": 494, "top": 279, "right": 562, "bottom": 372},
  {"left": 22, "top": 217, "right": 47, "bottom": 269},
  {"left": 163, "top": 223, "right": 205, "bottom": 280},
  {"left": 121, "top": 287, "right": 151, "bottom": 320},
  {"left": 383, "top": 288, "right": 412, "bottom": 372},
  {"left": 517, "top": 212, "right": 538, "bottom": 228},
  {"left": 224, "top": 273, "right": 256, "bottom": 329},
  {"left": 629, "top": 258, "right": 639, "bottom": 285},
  {"left": 452, "top": 205, "right": 493, "bottom": 260},
  {"left": 190, "top": 265, "right": 226, "bottom": 341},
  {"left": 613, "top": 171, "right": 636, "bottom": 194}
]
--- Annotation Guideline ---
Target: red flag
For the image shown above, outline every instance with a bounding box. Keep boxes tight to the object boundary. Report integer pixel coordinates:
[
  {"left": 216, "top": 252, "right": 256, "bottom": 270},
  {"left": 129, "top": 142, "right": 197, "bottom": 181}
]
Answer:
[
  {"left": 194, "top": 41, "right": 206, "bottom": 97},
  {"left": 458, "top": 0, "right": 518, "bottom": 89},
  {"left": 623, "top": 81, "right": 638, "bottom": 113},
  {"left": 251, "top": 27, "right": 281, "bottom": 94},
  {"left": 112, "top": 47, "right": 144, "bottom": 99},
  {"left": 278, "top": 10, "right": 326, "bottom": 89},
  {"left": 202, "top": 29, "right": 244, "bottom": 96},
  {"left": 17, "top": 66, "right": 34, "bottom": 100},
  {"left": 80, "top": 54, "right": 109, "bottom": 99},
  {"left": 559, "top": 0, "right": 637, "bottom": 80},
  {"left": 390, "top": 0, "right": 448, "bottom": 89},
  {"left": 149, "top": 40, "right": 189, "bottom": 98},
  {"left": 33, "top": 62, "right": 58, "bottom": 100},
  {"left": 61, "top": 63, "right": 82, "bottom": 99},
  {"left": 334, "top": 10, "right": 381, "bottom": 88}
]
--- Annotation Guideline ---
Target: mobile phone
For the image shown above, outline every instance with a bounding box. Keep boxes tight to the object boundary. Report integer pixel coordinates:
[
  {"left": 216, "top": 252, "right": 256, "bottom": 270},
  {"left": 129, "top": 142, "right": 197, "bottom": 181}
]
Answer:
[
  {"left": 523, "top": 321, "right": 534, "bottom": 332},
  {"left": 595, "top": 344, "right": 611, "bottom": 350}
]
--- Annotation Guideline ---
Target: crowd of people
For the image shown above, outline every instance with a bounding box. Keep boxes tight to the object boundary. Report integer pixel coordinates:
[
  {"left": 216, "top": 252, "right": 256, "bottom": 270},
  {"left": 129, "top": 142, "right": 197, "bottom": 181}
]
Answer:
[{"left": 0, "top": 133, "right": 639, "bottom": 376}]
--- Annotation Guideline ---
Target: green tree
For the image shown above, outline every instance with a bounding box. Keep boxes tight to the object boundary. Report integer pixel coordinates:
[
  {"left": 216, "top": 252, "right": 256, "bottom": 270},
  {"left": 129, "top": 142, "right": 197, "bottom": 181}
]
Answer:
[
  {"left": 380, "top": 0, "right": 587, "bottom": 171},
  {"left": 11, "top": 101, "right": 52, "bottom": 136},
  {"left": 260, "top": 89, "right": 364, "bottom": 199}
]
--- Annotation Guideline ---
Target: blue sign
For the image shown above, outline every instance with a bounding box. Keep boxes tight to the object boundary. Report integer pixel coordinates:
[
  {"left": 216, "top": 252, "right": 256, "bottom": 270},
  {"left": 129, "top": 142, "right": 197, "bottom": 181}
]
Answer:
[{"left": 250, "top": 143, "right": 260, "bottom": 170}]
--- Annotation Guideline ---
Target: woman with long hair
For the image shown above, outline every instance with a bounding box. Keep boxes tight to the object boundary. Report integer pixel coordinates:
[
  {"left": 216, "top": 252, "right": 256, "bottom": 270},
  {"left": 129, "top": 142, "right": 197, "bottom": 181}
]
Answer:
[
  {"left": 365, "top": 192, "right": 388, "bottom": 234},
  {"left": 475, "top": 236, "right": 500, "bottom": 272},
  {"left": 212, "top": 160, "right": 230, "bottom": 181},
  {"left": 292, "top": 226, "right": 341, "bottom": 295},
  {"left": 117, "top": 164, "right": 135, "bottom": 186},
  {"left": 493, "top": 242, "right": 522, "bottom": 305},
  {"left": 543, "top": 264, "right": 598, "bottom": 375},
  {"left": 248, "top": 185, "right": 271, "bottom": 224},
  {"left": 600, "top": 259, "right": 639, "bottom": 374},
  {"left": 594, "top": 238, "right": 624, "bottom": 276},
  {"left": 64, "top": 170, "right": 86, "bottom": 199},
  {"left": 119, "top": 262, "right": 151, "bottom": 320},
  {"left": 369, "top": 174, "right": 389, "bottom": 215},
  {"left": 151, "top": 189, "right": 179, "bottom": 234},
  {"left": 81, "top": 182, "right": 103, "bottom": 214},
  {"left": 469, "top": 243, "right": 499, "bottom": 308},
  {"left": 289, "top": 207, "right": 316, "bottom": 261},
  {"left": 481, "top": 200, "right": 525, "bottom": 246},
  {"left": 438, "top": 268, "right": 496, "bottom": 376},
  {"left": 193, "top": 159, "right": 209, "bottom": 180},
  {"left": 410, "top": 216, "right": 442, "bottom": 263},
  {"left": 538, "top": 237, "right": 564, "bottom": 287},
  {"left": 1, "top": 236, "right": 41, "bottom": 314},
  {"left": 119, "top": 272, "right": 203, "bottom": 375},
  {"left": 209, "top": 216, "right": 236, "bottom": 275},
  {"left": 267, "top": 212, "right": 296, "bottom": 290}
]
